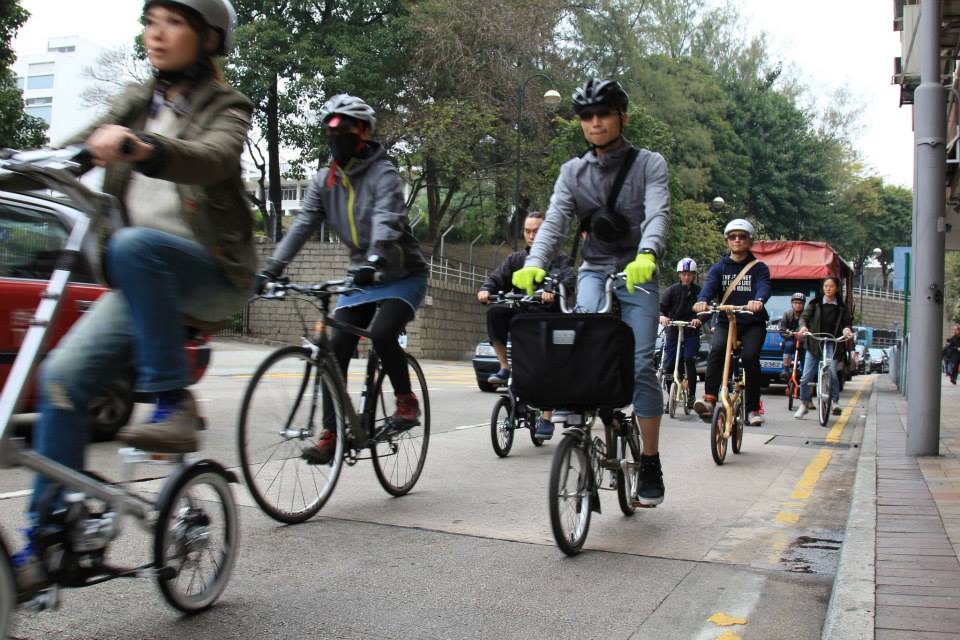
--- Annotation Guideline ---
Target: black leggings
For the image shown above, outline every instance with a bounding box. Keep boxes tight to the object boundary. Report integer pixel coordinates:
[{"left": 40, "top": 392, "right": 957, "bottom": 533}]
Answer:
[
  {"left": 704, "top": 322, "right": 765, "bottom": 412},
  {"left": 331, "top": 299, "right": 414, "bottom": 394}
]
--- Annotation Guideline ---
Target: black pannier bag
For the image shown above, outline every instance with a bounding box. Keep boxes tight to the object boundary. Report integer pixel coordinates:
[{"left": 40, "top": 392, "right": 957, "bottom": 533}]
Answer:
[{"left": 509, "top": 313, "right": 635, "bottom": 409}]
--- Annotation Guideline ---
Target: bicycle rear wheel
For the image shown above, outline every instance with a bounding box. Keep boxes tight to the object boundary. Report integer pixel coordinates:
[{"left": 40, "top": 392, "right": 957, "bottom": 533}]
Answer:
[
  {"left": 371, "top": 353, "right": 431, "bottom": 496},
  {"left": 0, "top": 530, "right": 13, "bottom": 638},
  {"left": 548, "top": 434, "right": 593, "bottom": 555},
  {"left": 710, "top": 404, "right": 728, "bottom": 465},
  {"left": 153, "top": 463, "right": 238, "bottom": 614},
  {"left": 818, "top": 366, "right": 832, "bottom": 427},
  {"left": 616, "top": 418, "right": 642, "bottom": 516},
  {"left": 238, "top": 346, "right": 346, "bottom": 524},
  {"left": 490, "top": 395, "right": 515, "bottom": 457}
]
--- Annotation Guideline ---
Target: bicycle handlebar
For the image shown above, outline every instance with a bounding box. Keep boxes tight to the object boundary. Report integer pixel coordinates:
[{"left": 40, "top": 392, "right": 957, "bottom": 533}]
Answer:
[
  {"left": 486, "top": 291, "right": 549, "bottom": 306},
  {"left": 804, "top": 332, "right": 849, "bottom": 343},
  {"left": 696, "top": 304, "right": 754, "bottom": 317},
  {"left": 261, "top": 278, "right": 358, "bottom": 300}
]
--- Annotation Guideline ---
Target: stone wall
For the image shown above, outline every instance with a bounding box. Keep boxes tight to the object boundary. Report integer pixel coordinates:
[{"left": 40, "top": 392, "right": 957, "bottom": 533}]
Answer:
[
  {"left": 245, "top": 237, "right": 486, "bottom": 361},
  {"left": 858, "top": 294, "right": 905, "bottom": 331}
]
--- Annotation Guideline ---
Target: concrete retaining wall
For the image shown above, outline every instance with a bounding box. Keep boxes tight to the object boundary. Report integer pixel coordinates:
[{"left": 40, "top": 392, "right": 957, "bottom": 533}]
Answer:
[{"left": 246, "top": 237, "right": 486, "bottom": 361}]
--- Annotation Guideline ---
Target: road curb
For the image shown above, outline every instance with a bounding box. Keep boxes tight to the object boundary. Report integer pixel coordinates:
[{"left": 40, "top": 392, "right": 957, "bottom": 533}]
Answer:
[{"left": 821, "top": 381, "right": 876, "bottom": 640}]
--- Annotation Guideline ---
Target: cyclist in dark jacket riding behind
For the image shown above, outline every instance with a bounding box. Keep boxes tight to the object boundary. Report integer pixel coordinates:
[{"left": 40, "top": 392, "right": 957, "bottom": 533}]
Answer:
[
  {"left": 478, "top": 211, "right": 574, "bottom": 387},
  {"left": 658, "top": 258, "right": 702, "bottom": 411},
  {"left": 779, "top": 292, "right": 806, "bottom": 378}
]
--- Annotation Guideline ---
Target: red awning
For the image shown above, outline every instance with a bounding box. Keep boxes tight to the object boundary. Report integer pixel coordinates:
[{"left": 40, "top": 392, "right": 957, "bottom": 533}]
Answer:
[{"left": 750, "top": 240, "right": 853, "bottom": 281}]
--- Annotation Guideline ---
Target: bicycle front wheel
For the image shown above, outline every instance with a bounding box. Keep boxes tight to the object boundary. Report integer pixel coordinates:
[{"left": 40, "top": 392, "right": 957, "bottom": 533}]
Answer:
[
  {"left": 787, "top": 380, "right": 796, "bottom": 411},
  {"left": 238, "top": 346, "right": 346, "bottom": 524},
  {"left": 371, "top": 353, "right": 431, "bottom": 496},
  {"left": 490, "top": 395, "right": 515, "bottom": 457},
  {"left": 153, "top": 464, "right": 238, "bottom": 614},
  {"left": 548, "top": 434, "right": 593, "bottom": 555},
  {"left": 710, "top": 404, "right": 728, "bottom": 465},
  {"left": 668, "top": 382, "right": 680, "bottom": 419},
  {"left": 818, "top": 365, "right": 832, "bottom": 427},
  {"left": 616, "top": 418, "right": 643, "bottom": 516}
]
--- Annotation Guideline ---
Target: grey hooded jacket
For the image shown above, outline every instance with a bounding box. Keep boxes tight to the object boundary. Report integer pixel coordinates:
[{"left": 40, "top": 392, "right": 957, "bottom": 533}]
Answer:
[
  {"left": 268, "top": 143, "right": 427, "bottom": 281},
  {"left": 526, "top": 140, "right": 670, "bottom": 272}
]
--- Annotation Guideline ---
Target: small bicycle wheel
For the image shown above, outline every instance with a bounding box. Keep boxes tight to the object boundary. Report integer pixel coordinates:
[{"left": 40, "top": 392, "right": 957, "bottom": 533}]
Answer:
[
  {"left": 732, "top": 399, "right": 745, "bottom": 454},
  {"left": 489, "top": 396, "right": 515, "bottom": 457},
  {"left": 0, "top": 531, "right": 14, "bottom": 638},
  {"left": 371, "top": 354, "right": 431, "bottom": 496},
  {"left": 787, "top": 380, "right": 796, "bottom": 411},
  {"left": 668, "top": 382, "right": 679, "bottom": 419},
  {"left": 682, "top": 384, "right": 691, "bottom": 415},
  {"left": 616, "top": 419, "right": 642, "bottom": 516},
  {"left": 238, "top": 346, "right": 346, "bottom": 524},
  {"left": 710, "top": 404, "right": 728, "bottom": 465},
  {"left": 153, "top": 463, "right": 239, "bottom": 614},
  {"left": 548, "top": 435, "right": 593, "bottom": 555},
  {"left": 818, "top": 366, "right": 832, "bottom": 427}
]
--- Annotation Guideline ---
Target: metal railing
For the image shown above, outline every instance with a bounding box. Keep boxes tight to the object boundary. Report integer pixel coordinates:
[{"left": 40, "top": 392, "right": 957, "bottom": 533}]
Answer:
[
  {"left": 427, "top": 255, "right": 486, "bottom": 287},
  {"left": 852, "top": 286, "right": 909, "bottom": 302}
]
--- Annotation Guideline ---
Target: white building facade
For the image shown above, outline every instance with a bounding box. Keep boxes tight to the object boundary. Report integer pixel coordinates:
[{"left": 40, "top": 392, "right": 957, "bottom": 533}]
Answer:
[{"left": 12, "top": 36, "right": 106, "bottom": 145}]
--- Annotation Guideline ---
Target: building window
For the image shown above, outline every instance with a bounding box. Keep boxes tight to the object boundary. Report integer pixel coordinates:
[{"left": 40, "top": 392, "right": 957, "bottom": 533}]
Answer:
[
  {"left": 47, "top": 45, "right": 75, "bottom": 53},
  {"left": 25, "top": 97, "right": 52, "bottom": 106},
  {"left": 281, "top": 186, "right": 298, "bottom": 201},
  {"left": 15, "top": 77, "right": 24, "bottom": 90},
  {"left": 25, "top": 106, "right": 52, "bottom": 124},
  {"left": 27, "top": 75, "right": 54, "bottom": 90},
  {"left": 27, "top": 62, "right": 54, "bottom": 74}
]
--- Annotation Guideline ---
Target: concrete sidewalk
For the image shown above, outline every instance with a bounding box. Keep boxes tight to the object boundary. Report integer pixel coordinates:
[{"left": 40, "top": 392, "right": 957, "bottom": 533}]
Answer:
[{"left": 824, "top": 375, "right": 960, "bottom": 639}]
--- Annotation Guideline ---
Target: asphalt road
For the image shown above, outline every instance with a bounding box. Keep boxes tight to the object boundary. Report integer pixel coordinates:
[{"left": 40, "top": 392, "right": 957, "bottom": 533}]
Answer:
[{"left": 1, "top": 339, "right": 873, "bottom": 640}]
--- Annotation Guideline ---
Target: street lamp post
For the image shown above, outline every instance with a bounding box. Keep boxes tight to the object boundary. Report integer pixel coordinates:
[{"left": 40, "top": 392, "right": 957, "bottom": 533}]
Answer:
[
  {"left": 859, "top": 247, "right": 882, "bottom": 323},
  {"left": 512, "top": 73, "right": 561, "bottom": 249}
]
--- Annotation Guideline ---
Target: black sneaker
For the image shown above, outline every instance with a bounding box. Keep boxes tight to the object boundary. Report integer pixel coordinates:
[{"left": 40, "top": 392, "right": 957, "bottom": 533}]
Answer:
[
  {"left": 487, "top": 368, "right": 510, "bottom": 386},
  {"left": 634, "top": 455, "right": 664, "bottom": 507}
]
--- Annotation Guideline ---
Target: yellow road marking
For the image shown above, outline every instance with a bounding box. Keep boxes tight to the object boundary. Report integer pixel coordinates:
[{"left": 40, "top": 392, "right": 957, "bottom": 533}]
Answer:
[
  {"left": 709, "top": 612, "right": 747, "bottom": 626},
  {"left": 717, "top": 632, "right": 743, "bottom": 640},
  {"left": 766, "top": 378, "right": 871, "bottom": 563}
]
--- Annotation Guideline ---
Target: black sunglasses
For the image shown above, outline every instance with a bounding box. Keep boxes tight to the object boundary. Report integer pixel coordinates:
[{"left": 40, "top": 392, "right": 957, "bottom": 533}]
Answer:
[{"left": 578, "top": 107, "right": 614, "bottom": 121}]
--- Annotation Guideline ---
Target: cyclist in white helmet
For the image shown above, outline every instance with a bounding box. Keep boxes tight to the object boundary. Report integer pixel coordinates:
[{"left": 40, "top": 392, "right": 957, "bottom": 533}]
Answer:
[
  {"left": 692, "top": 219, "right": 771, "bottom": 426},
  {"left": 658, "top": 258, "right": 702, "bottom": 412}
]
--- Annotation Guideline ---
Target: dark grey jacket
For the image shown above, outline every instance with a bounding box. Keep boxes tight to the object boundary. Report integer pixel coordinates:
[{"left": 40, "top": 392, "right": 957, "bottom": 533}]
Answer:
[
  {"left": 268, "top": 143, "right": 426, "bottom": 281},
  {"left": 526, "top": 140, "right": 670, "bottom": 272},
  {"left": 800, "top": 297, "right": 852, "bottom": 359}
]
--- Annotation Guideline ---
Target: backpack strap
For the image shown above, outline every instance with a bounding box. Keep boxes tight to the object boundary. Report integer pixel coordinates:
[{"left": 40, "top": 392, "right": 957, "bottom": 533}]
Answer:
[
  {"left": 720, "top": 260, "right": 759, "bottom": 305},
  {"left": 570, "top": 147, "right": 640, "bottom": 264}
]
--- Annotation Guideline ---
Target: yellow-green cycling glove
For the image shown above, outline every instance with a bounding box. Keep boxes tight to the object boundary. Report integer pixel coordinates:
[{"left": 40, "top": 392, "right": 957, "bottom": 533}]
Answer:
[
  {"left": 512, "top": 266, "right": 546, "bottom": 295},
  {"left": 625, "top": 252, "right": 656, "bottom": 293}
]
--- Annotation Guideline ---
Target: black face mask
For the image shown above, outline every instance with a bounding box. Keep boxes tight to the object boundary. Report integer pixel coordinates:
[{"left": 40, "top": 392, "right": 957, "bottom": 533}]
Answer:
[{"left": 328, "top": 132, "right": 361, "bottom": 164}]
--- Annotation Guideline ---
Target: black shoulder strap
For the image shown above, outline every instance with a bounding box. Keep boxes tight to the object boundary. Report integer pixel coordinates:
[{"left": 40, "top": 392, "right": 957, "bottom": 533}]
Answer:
[{"left": 571, "top": 147, "right": 641, "bottom": 264}]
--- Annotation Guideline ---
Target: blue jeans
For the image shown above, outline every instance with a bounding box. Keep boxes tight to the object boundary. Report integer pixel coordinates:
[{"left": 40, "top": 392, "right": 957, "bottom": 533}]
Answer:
[
  {"left": 576, "top": 269, "right": 660, "bottom": 419},
  {"left": 29, "top": 228, "right": 244, "bottom": 516},
  {"left": 799, "top": 345, "right": 840, "bottom": 403}
]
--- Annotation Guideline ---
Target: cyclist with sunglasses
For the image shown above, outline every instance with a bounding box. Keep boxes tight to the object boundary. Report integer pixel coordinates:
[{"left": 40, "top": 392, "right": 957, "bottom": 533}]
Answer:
[
  {"left": 512, "top": 78, "right": 670, "bottom": 506},
  {"left": 692, "top": 219, "right": 771, "bottom": 426}
]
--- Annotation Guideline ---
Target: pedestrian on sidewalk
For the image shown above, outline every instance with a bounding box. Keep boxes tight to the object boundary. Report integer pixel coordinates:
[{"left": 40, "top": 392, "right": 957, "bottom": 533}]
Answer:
[{"left": 942, "top": 324, "right": 960, "bottom": 384}]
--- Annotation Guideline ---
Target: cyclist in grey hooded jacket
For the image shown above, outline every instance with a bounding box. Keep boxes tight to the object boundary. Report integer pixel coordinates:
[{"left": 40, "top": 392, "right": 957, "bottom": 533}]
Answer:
[{"left": 257, "top": 94, "right": 427, "bottom": 465}]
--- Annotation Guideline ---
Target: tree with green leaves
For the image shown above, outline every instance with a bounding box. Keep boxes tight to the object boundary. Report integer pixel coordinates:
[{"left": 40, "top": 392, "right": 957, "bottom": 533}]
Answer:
[{"left": 0, "top": 1, "right": 47, "bottom": 148}]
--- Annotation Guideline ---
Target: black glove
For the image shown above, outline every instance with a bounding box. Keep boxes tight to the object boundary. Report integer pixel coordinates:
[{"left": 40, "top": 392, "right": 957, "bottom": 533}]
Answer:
[
  {"left": 351, "top": 264, "right": 380, "bottom": 287},
  {"left": 253, "top": 264, "right": 283, "bottom": 295}
]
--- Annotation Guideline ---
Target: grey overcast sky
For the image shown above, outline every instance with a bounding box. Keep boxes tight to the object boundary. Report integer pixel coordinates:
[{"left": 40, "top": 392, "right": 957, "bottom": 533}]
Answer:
[{"left": 15, "top": 0, "right": 915, "bottom": 187}]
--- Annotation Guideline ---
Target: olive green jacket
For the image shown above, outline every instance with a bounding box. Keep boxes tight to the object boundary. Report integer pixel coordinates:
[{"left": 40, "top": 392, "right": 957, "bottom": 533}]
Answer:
[{"left": 65, "top": 77, "right": 257, "bottom": 291}]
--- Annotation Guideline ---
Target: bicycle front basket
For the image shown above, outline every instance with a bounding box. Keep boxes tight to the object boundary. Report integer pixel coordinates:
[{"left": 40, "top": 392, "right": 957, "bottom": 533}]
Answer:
[{"left": 509, "top": 313, "right": 635, "bottom": 409}]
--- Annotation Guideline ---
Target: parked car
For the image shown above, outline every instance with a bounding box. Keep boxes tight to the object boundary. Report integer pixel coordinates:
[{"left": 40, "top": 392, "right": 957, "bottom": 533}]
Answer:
[
  {"left": 472, "top": 340, "right": 509, "bottom": 392},
  {"left": 0, "top": 189, "right": 210, "bottom": 441},
  {"left": 868, "top": 347, "right": 888, "bottom": 373},
  {"left": 854, "top": 344, "right": 870, "bottom": 374}
]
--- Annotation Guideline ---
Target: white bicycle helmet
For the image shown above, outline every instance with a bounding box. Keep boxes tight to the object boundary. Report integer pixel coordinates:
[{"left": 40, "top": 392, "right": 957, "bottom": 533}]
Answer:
[
  {"left": 723, "top": 218, "right": 755, "bottom": 238},
  {"left": 319, "top": 94, "right": 377, "bottom": 133},
  {"left": 144, "top": 0, "right": 236, "bottom": 55},
  {"left": 676, "top": 258, "right": 697, "bottom": 273}
]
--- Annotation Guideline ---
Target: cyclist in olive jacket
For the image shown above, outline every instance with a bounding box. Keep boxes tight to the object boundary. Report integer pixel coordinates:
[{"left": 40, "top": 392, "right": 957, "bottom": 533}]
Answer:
[{"left": 794, "top": 276, "right": 853, "bottom": 419}]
